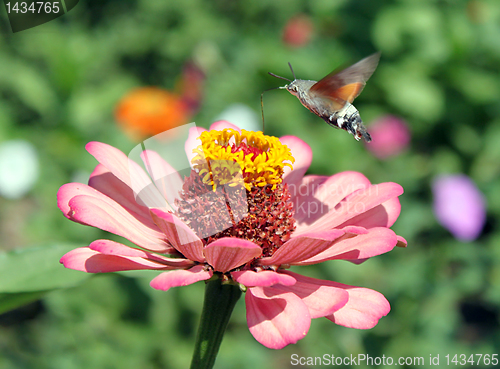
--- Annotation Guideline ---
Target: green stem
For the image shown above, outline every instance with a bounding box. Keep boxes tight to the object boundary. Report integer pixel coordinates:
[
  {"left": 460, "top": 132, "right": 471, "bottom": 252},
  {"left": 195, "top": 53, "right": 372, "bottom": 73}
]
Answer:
[{"left": 190, "top": 277, "right": 242, "bottom": 369}]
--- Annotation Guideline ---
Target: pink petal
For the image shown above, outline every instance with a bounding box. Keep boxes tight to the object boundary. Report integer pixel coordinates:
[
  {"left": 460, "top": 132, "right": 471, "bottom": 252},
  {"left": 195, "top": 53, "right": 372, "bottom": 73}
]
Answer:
[
  {"left": 184, "top": 127, "right": 207, "bottom": 166},
  {"left": 67, "top": 194, "right": 170, "bottom": 252},
  {"left": 329, "top": 182, "right": 403, "bottom": 227},
  {"left": 339, "top": 196, "right": 401, "bottom": 229},
  {"left": 60, "top": 247, "right": 176, "bottom": 273},
  {"left": 259, "top": 229, "right": 346, "bottom": 266},
  {"left": 89, "top": 239, "right": 151, "bottom": 257},
  {"left": 57, "top": 183, "right": 102, "bottom": 224},
  {"left": 150, "top": 209, "right": 205, "bottom": 262},
  {"left": 246, "top": 286, "right": 311, "bottom": 349},
  {"left": 346, "top": 258, "right": 369, "bottom": 265},
  {"left": 86, "top": 142, "right": 170, "bottom": 210},
  {"left": 341, "top": 225, "right": 369, "bottom": 235},
  {"left": 140, "top": 150, "right": 183, "bottom": 208},
  {"left": 88, "top": 164, "right": 159, "bottom": 229},
  {"left": 296, "top": 227, "right": 397, "bottom": 265},
  {"left": 88, "top": 239, "right": 191, "bottom": 268},
  {"left": 204, "top": 238, "right": 262, "bottom": 272},
  {"left": 287, "top": 175, "right": 328, "bottom": 222},
  {"left": 280, "top": 136, "right": 312, "bottom": 188},
  {"left": 325, "top": 283, "right": 390, "bottom": 329},
  {"left": 231, "top": 270, "right": 296, "bottom": 287},
  {"left": 396, "top": 235, "right": 407, "bottom": 248},
  {"left": 272, "top": 271, "right": 349, "bottom": 318},
  {"left": 209, "top": 120, "right": 241, "bottom": 132},
  {"left": 58, "top": 182, "right": 175, "bottom": 254},
  {"left": 86, "top": 141, "right": 132, "bottom": 186},
  {"left": 296, "top": 181, "right": 403, "bottom": 235},
  {"left": 293, "top": 172, "right": 372, "bottom": 233},
  {"left": 149, "top": 265, "right": 212, "bottom": 291}
]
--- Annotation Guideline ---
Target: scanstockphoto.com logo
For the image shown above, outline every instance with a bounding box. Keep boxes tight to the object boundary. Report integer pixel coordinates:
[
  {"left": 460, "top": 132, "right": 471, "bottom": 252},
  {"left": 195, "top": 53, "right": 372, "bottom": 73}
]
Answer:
[{"left": 2, "top": 0, "right": 78, "bottom": 32}]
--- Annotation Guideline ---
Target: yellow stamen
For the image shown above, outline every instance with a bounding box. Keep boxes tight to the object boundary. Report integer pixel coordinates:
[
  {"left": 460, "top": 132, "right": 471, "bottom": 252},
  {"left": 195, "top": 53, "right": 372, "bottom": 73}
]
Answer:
[{"left": 191, "top": 129, "right": 295, "bottom": 191}]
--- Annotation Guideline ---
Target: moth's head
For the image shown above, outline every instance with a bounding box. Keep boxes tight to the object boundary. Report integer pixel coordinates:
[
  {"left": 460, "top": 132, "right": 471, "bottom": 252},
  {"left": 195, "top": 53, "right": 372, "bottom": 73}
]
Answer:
[
  {"left": 285, "top": 81, "right": 300, "bottom": 96},
  {"left": 269, "top": 62, "right": 297, "bottom": 94}
]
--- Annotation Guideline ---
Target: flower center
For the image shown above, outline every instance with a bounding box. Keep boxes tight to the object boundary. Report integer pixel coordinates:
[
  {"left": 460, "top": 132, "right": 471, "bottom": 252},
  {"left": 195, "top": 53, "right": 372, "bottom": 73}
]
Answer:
[
  {"left": 175, "top": 129, "right": 296, "bottom": 260},
  {"left": 190, "top": 129, "right": 294, "bottom": 191}
]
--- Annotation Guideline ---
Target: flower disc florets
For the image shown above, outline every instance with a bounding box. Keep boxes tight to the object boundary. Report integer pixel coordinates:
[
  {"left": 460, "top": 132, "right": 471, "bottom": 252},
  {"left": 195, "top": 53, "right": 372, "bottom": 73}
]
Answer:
[
  {"left": 191, "top": 129, "right": 294, "bottom": 191},
  {"left": 175, "top": 129, "right": 296, "bottom": 259}
]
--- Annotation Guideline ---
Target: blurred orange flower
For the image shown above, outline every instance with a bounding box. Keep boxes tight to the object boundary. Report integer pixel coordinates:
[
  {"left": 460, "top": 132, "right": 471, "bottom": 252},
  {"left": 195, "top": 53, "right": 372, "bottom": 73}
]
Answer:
[{"left": 115, "top": 87, "right": 190, "bottom": 139}]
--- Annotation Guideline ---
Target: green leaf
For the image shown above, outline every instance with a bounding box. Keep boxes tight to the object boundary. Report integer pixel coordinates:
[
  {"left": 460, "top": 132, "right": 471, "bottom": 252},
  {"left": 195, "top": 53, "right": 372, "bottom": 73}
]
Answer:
[
  {"left": 0, "top": 243, "right": 91, "bottom": 293},
  {"left": 0, "top": 291, "right": 46, "bottom": 315}
]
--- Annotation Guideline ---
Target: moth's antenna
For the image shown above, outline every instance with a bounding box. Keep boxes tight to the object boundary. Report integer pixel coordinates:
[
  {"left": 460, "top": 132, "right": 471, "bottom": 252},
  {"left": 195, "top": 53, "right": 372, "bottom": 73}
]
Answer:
[
  {"left": 268, "top": 72, "right": 291, "bottom": 82},
  {"left": 260, "top": 87, "right": 282, "bottom": 133},
  {"left": 288, "top": 62, "right": 296, "bottom": 80},
  {"left": 262, "top": 66, "right": 293, "bottom": 132}
]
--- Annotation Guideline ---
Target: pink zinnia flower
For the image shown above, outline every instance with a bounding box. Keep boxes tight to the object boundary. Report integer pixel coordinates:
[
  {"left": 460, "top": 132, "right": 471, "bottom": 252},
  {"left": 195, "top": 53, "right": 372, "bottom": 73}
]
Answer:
[
  {"left": 365, "top": 115, "right": 411, "bottom": 159},
  {"left": 59, "top": 121, "right": 406, "bottom": 349}
]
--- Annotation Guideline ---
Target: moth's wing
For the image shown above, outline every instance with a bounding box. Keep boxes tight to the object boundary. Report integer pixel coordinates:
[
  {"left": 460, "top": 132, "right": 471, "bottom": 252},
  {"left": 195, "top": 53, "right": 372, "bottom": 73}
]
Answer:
[
  {"left": 309, "top": 52, "right": 380, "bottom": 104},
  {"left": 316, "top": 96, "right": 346, "bottom": 111}
]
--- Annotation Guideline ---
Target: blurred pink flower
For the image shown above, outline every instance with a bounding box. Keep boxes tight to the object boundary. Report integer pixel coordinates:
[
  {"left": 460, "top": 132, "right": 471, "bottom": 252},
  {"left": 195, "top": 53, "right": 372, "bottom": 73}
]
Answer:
[
  {"left": 59, "top": 121, "right": 406, "bottom": 349},
  {"left": 432, "top": 174, "right": 486, "bottom": 241},
  {"left": 282, "top": 14, "right": 314, "bottom": 48},
  {"left": 365, "top": 115, "right": 411, "bottom": 159}
]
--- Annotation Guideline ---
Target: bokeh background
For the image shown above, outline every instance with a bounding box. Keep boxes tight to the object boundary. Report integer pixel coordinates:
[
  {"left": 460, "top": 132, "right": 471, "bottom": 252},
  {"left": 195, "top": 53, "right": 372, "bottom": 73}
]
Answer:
[{"left": 1, "top": 0, "right": 499, "bottom": 368}]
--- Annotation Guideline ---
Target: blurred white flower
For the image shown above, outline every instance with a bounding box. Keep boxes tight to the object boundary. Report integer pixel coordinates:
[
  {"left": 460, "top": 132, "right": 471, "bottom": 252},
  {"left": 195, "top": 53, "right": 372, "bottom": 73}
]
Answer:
[
  {"left": 0, "top": 140, "right": 39, "bottom": 199},
  {"left": 215, "top": 103, "right": 261, "bottom": 132}
]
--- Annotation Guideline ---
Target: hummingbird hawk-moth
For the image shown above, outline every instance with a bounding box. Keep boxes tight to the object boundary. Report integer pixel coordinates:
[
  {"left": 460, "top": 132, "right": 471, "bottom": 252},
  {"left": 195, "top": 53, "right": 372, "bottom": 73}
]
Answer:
[{"left": 269, "top": 53, "right": 380, "bottom": 142}]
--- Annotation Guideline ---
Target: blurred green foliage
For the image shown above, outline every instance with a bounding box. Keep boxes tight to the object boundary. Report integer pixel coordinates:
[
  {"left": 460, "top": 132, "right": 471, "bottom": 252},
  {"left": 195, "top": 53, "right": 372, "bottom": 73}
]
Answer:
[{"left": 0, "top": 0, "right": 499, "bottom": 368}]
